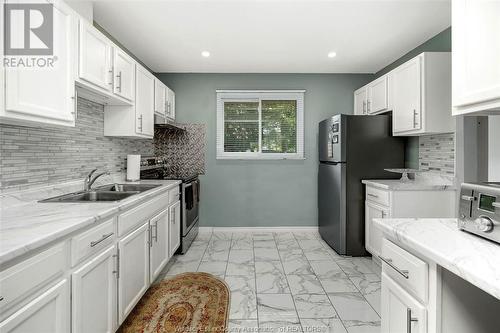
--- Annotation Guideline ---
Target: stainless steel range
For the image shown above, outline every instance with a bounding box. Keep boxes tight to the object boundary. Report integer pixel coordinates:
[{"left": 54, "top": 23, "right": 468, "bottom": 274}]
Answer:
[
  {"left": 139, "top": 156, "right": 200, "bottom": 254},
  {"left": 458, "top": 182, "right": 500, "bottom": 244}
]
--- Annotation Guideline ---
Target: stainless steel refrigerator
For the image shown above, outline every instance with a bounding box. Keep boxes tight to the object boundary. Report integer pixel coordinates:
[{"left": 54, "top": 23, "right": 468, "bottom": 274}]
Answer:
[{"left": 318, "top": 114, "right": 405, "bottom": 256}]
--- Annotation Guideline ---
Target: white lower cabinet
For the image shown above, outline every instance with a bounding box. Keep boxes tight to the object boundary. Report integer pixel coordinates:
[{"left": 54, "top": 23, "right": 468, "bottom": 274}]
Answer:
[
  {"left": 365, "top": 201, "right": 389, "bottom": 258},
  {"left": 364, "top": 184, "right": 456, "bottom": 259},
  {"left": 382, "top": 272, "right": 427, "bottom": 333},
  {"left": 169, "top": 201, "right": 181, "bottom": 256},
  {"left": 149, "top": 209, "right": 170, "bottom": 282},
  {"left": 118, "top": 222, "right": 150, "bottom": 324},
  {"left": 0, "top": 190, "right": 182, "bottom": 332},
  {"left": 71, "top": 246, "right": 117, "bottom": 333},
  {"left": 0, "top": 279, "right": 70, "bottom": 333}
]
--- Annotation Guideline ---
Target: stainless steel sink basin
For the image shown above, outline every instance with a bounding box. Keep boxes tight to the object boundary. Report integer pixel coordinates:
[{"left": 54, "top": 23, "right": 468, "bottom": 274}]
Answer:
[
  {"left": 95, "top": 183, "right": 161, "bottom": 193},
  {"left": 39, "top": 191, "right": 139, "bottom": 203}
]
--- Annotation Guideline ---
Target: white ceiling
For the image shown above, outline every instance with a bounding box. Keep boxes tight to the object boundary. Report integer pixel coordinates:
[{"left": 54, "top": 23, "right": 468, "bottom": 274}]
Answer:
[{"left": 92, "top": 0, "right": 451, "bottom": 73}]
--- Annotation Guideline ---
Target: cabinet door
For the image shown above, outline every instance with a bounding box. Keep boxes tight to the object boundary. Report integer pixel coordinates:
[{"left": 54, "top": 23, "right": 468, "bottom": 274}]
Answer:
[
  {"left": 3, "top": 1, "right": 77, "bottom": 127},
  {"left": 78, "top": 21, "right": 112, "bottom": 91},
  {"left": 72, "top": 246, "right": 117, "bottom": 333},
  {"left": 354, "top": 87, "right": 367, "bottom": 115},
  {"left": 118, "top": 222, "right": 150, "bottom": 324},
  {"left": 381, "top": 273, "right": 426, "bottom": 333},
  {"left": 149, "top": 209, "right": 170, "bottom": 282},
  {"left": 169, "top": 201, "right": 181, "bottom": 257},
  {"left": 0, "top": 279, "right": 69, "bottom": 333},
  {"left": 452, "top": 0, "right": 500, "bottom": 111},
  {"left": 166, "top": 87, "right": 175, "bottom": 120},
  {"left": 113, "top": 49, "right": 135, "bottom": 102},
  {"left": 135, "top": 66, "right": 155, "bottom": 136},
  {"left": 154, "top": 79, "right": 166, "bottom": 115},
  {"left": 393, "top": 57, "right": 422, "bottom": 133},
  {"left": 365, "top": 201, "right": 389, "bottom": 258},
  {"left": 368, "top": 76, "right": 388, "bottom": 114}
]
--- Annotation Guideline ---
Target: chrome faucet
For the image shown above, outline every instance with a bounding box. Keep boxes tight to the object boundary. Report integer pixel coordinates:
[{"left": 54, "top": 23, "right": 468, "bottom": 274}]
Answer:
[{"left": 84, "top": 169, "right": 110, "bottom": 191}]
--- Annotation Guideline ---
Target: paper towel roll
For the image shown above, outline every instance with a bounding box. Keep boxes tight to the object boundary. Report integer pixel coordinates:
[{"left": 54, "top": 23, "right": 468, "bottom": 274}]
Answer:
[{"left": 126, "top": 154, "right": 141, "bottom": 181}]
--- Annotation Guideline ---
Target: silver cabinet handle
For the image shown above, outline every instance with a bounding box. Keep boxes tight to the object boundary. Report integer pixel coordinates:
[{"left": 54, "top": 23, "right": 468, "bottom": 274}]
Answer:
[
  {"left": 381, "top": 211, "right": 387, "bottom": 218},
  {"left": 367, "top": 193, "right": 379, "bottom": 198},
  {"left": 378, "top": 256, "right": 409, "bottom": 279},
  {"left": 108, "top": 68, "right": 113, "bottom": 86},
  {"left": 112, "top": 250, "right": 120, "bottom": 279},
  {"left": 90, "top": 232, "right": 114, "bottom": 247},
  {"left": 407, "top": 308, "right": 418, "bottom": 333},
  {"left": 362, "top": 100, "right": 366, "bottom": 114},
  {"left": 461, "top": 195, "right": 475, "bottom": 202},
  {"left": 413, "top": 109, "right": 418, "bottom": 128},
  {"left": 152, "top": 223, "right": 158, "bottom": 243},
  {"left": 116, "top": 71, "right": 122, "bottom": 92},
  {"left": 367, "top": 100, "right": 371, "bottom": 113},
  {"left": 138, "top": 115, "right": 143, "bottom": 132}
]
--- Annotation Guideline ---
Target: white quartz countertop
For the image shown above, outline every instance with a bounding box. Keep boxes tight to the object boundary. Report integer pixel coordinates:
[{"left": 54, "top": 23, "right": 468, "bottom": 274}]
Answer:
[
  {"left": 362, "top": 179, "right": 456, "bottom": 191},
  {"left": 0, "top": 179, "right": 181, "bottom": 266},
  {"left": 374, "top": 218, "right": 500, "bottom": 300}
]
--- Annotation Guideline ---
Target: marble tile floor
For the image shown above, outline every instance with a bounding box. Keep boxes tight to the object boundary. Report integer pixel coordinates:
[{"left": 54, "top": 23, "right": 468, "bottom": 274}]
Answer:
[{"left": 157, "top": 230, "right": 381, "bottom": 333}]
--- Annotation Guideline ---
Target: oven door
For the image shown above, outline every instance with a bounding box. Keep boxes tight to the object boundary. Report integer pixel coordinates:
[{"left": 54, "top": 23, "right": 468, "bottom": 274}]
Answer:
[{"left": 182, "top": 179, "right": 199, "bottom": 236}]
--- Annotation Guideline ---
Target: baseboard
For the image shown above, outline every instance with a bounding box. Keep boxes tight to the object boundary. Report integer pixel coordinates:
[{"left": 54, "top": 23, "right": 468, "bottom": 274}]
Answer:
[{"left": 199, "top": 226, "right": 319, "bottom": 233}]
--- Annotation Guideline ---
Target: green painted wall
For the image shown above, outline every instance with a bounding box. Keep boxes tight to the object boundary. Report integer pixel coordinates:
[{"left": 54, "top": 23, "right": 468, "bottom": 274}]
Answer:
[
  {"left": 376, "top": 27, "right": 452, "bottom": 168},
  {"left": 156, "top": 74, "right": 372, "bottom": 227}
]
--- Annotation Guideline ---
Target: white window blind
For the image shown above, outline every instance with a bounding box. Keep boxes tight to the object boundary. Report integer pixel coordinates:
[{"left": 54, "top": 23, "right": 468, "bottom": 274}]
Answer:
[{"left": 216, "top": 90, "right": 305, "bottom": 159}]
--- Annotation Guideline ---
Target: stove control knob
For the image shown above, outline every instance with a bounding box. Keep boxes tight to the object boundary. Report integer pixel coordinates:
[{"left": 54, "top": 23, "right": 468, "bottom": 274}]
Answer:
[{"left": 476, "top": 216, "right": 494, "bottom": 233}]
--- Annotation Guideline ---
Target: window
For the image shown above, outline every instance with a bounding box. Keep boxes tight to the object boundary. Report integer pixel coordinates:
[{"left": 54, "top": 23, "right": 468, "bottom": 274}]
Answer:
[{"left": 216, "top": 90, "right": 305, "bottom": 159}]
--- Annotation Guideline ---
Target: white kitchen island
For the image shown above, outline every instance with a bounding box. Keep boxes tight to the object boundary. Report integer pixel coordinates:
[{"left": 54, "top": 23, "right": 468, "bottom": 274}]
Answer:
[{"left": 374, "top": 217, "right": 500, "bottom": 333}]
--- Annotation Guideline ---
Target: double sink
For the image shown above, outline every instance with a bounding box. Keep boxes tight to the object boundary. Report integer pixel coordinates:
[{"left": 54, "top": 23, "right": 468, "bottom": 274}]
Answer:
[{"left": 40, "top": 184, "right": 161, "bottom": 203}]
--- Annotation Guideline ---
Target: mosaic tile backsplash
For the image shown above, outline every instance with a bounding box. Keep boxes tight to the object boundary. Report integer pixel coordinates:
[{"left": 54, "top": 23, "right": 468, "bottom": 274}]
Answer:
[
  {"left": 154, "top": 124, "right": 206, "bottom": 178},
  {"left": 418, "top": 133, "right": 455, "bottom": 175},
  {"left": 0, "top": 98, "right": 154, "bottom": 190}
]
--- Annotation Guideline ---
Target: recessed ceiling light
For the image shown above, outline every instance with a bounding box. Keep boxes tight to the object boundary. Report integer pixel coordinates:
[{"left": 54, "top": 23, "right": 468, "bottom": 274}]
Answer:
[
  {"left": 201, "top": 51, "right": 210, "bottom": 57},
  {"left": 327, "top": 51, "right": 337, "bottom": 58}
]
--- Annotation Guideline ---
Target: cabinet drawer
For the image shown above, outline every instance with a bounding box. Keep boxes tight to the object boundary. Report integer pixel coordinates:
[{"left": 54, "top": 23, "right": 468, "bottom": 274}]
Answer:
[
  {"left": 118, "top": 192, "right": 169, "bottom": 237},
  {"left": 0, "top": 243, "right": 67, "bottom": 313},
  {"left": 168, "top": 187, "right": 180, "bottom": 205},
  {"left": 366, "top": 186, "right": 390, "bottom": 206},
  {"left": 71, "top": 218, "right": 115, "bottom": 266},
  {"left": 381, "top": 239, "right": 428, "bottom": 302}
]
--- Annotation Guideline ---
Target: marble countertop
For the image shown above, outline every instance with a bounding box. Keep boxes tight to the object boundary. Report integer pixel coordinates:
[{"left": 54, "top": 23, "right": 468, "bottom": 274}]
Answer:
[
  {"left": 0, "top": 179, "right": 181, "bottom": 266},
  {"left": 374, "top": 218, "right": 500, "bottom": 300},
  {"left": 362, "top": 179, "right": 456, "bottom": 191}
]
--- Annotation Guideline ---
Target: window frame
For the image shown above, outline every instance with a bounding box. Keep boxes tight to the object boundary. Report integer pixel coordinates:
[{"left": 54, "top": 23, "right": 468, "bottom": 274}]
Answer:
[{"left": 216, "top": 90, "right": 305, "bottom": 160}]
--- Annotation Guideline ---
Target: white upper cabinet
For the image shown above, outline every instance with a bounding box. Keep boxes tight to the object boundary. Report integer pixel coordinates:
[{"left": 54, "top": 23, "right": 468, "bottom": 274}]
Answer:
[
  {"left": 393, "top": 57, "right": 422, "bottom": 133},
  {"left": 78, "top": 21, "right": 112, "bottom": 92},
  {"left": 354, "top": 86, "right": 368, "bottom": 115},
  {"left": 1, "top": 0, "right": 77, "bottom": 127},
  {"left": 392, "top": 52, "right": 453, "bottom": 136},
  {"left": 104, "top": 64, "right": 154, "bottom": 138},
  {"left": 135, "top": 65, "right": 155, "bottom": 136},
  {"left": 113, "top": 49, "right": 135, "bottom": 102},
  {"left": 77, "top": 21, "right": 134, "bottom": 106},
  {"left": 452, "top": 0, "right": 500, "bottom": 115},
  {"left": 154, "top": 79, "right": 167, "bottom": 116},
  {"left": 166, "top": 87, "right": 176, "bottom": 121},
  {"left": 368, "top": 75, "right": 389, "bottom": 114}
]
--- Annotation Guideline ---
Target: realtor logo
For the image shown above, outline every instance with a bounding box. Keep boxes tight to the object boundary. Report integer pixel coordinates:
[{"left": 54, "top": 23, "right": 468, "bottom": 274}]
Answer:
[{"left": 4, "top": 3, "right": 53, "bottom": 56}]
